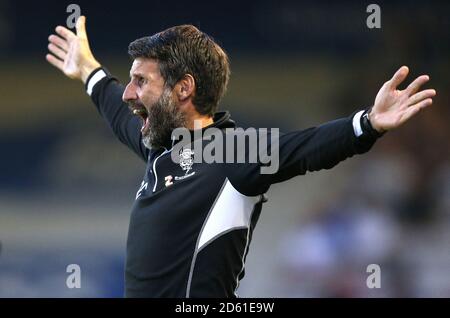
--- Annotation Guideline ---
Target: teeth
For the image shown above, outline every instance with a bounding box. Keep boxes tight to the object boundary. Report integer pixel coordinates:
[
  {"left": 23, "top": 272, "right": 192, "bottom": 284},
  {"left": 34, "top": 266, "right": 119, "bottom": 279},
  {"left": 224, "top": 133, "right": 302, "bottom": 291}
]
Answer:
[{"left": 132, "top": 109, "right": 147, "bottom": 116}]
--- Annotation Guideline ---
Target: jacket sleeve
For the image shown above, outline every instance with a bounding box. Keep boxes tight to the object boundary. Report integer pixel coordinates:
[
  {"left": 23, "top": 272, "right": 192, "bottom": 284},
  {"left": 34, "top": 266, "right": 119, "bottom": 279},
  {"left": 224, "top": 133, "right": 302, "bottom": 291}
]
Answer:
[
  {"left": 225, "top": 112, "right": 379, "bottom": 196},
  {"left": 86, "top": 68, "right": 149, "bottom": 162}
]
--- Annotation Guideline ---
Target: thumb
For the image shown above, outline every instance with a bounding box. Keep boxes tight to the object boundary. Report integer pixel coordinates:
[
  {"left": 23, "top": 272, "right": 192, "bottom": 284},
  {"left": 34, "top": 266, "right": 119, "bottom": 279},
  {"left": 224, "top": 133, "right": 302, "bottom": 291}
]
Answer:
[{"left": 76, "top": 15, "right": 87, "bottom": 39}]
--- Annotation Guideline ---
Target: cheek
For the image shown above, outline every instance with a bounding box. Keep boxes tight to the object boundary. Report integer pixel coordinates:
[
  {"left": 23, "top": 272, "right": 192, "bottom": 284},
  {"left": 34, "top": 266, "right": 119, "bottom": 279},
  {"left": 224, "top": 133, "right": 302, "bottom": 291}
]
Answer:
[{"left": 139, "top": 89, "right": 159, "bottom": 106}]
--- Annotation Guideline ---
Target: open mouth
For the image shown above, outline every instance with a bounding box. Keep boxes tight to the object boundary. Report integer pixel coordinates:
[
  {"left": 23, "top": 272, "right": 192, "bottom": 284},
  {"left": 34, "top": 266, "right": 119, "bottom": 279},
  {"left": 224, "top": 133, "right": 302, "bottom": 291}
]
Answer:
[{"left": 129, "top": 104, "right": 150, "bottom": 134}]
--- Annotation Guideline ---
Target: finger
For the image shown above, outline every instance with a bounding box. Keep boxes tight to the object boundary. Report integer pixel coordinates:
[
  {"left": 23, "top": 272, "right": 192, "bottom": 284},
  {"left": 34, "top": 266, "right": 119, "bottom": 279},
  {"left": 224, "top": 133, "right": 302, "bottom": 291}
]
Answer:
[
  {"left": 55, "top": 25, "right": 75, "bottom": 40},
  {"left": 388, "top": 66, "right": 409, "bottom": 89},
  {"left": 48, "top": 34, "right": 68, "bottom": 52},
  {"left": 48, "top": 43, "right": 67, "bottom": 61},
  {"left": 46, "top": 54, "right": 64, "bottom": 71},
  {"left": 401, "top": 98, "right": 433, "bottom": 123},
  {"left": 76, "top": 16, "right": 87, "bottom": 39},
  {"left": 408, "top": 89, "right": 436, "bottom": 107},
  {"left": 404, "top": 75, "right": 430, "bottom": 96}
]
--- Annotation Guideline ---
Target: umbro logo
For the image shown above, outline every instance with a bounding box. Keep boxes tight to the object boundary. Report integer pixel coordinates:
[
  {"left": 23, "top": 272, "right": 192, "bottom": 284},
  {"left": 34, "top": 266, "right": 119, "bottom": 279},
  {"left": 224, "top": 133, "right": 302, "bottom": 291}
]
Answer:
[{"left": 135, "top": 181, "right": 148, "bottom": 199}]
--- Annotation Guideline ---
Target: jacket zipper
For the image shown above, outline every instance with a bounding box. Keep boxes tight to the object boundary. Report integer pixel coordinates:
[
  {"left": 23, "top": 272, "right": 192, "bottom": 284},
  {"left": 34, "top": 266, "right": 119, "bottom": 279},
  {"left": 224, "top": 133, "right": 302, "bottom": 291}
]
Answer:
[{"left": 152, "top": 147, "right": 172, "bottom": 192}]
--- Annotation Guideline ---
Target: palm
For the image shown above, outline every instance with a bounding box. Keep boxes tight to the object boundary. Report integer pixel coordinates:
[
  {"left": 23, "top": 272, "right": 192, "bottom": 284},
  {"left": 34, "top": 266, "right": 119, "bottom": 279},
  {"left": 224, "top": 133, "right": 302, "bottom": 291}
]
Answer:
[
  {"left": 370, "top": 66, "right": 436, "bottom": 132},
  {"left": 46, "top": 16, "right": 100, "bottom": 83},
  {"left": 62, "top": 39, "right": 84, "bottom": 79}
]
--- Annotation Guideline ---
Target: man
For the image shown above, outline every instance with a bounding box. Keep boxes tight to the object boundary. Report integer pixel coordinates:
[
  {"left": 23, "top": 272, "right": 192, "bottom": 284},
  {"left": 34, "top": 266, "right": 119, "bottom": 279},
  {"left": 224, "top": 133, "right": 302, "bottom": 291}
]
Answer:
[{"left": 46, "top": 16, "right": 435, "bottom": 297}]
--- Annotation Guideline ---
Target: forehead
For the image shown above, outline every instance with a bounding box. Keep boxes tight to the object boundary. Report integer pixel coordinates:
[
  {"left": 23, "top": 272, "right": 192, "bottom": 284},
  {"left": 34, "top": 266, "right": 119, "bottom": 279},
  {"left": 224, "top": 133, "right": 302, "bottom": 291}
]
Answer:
[{"left": 129, "top": 58, "right": 161, "bottom": 80}]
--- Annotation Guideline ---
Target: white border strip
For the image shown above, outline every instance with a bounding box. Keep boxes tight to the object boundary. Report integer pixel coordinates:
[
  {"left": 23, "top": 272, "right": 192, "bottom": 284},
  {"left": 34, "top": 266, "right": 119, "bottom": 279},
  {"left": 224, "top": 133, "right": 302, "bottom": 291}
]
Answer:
[
  {"left": 352, "top": 110, "right": 365, "bottom": 137},
  {"left": 86, "top": 69, "right": 107, "bottom": 96}
]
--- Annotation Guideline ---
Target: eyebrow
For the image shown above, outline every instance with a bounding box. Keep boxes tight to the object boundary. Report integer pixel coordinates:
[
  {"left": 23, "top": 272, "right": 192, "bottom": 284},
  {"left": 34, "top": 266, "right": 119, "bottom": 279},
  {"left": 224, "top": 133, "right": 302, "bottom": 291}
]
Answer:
[{"left": 130, "top": 72, "right": 146, "bottom": 79}]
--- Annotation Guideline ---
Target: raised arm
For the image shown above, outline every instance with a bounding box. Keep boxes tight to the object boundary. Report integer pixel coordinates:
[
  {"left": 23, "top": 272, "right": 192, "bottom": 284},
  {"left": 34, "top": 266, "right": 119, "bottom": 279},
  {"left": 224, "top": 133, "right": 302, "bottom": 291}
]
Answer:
[
  {"left": 46, "top": 16, "right": 148, "bottom": 162},
  {"left": 225, "top": 67, "right": 436, "bottom": 196}
]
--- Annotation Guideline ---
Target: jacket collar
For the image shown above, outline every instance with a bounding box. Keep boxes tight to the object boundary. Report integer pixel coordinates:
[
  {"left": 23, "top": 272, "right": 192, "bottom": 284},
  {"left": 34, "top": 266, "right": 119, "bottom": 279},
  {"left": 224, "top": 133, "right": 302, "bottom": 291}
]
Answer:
[
  {"left": 161, "top": 111, "right": 235, "bottom": 150},
  {"left": 203, "top": 111, "right": 236, "bottom": 130}
]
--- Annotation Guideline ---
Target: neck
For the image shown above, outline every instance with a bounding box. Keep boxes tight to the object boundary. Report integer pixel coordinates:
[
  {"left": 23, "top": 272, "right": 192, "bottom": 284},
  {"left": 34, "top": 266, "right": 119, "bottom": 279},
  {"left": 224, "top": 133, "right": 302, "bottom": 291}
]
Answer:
[{"left": 186, "top": 114, "right": 214, "bottom": 130}]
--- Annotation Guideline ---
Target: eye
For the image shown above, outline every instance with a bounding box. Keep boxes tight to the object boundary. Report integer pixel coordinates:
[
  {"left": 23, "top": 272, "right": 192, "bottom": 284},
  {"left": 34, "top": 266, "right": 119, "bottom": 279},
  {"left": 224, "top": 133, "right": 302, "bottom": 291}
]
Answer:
[{"left": 135, "top": 76, "right": 145, "bottom": 87}]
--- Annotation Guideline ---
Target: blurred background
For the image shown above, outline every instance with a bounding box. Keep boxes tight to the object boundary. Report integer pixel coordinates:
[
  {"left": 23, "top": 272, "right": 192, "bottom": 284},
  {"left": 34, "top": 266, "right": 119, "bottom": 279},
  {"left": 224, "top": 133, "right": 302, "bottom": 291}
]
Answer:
[{"left": 0, "top": 0, "right": 449, "bottom": 297}]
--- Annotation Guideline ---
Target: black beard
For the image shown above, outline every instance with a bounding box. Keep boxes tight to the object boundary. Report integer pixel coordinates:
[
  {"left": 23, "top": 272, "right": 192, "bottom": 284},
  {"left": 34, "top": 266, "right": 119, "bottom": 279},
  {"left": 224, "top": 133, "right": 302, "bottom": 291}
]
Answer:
[{"left": 142, "top": 87, "right": 186, "bottom": 149}]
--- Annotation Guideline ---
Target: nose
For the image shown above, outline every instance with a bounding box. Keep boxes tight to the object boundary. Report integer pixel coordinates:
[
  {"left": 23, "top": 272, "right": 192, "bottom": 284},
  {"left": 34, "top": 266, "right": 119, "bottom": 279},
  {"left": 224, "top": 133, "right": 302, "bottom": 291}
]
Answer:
[{"left": 122, "top": 82, "right": 137, "bottom": 103}]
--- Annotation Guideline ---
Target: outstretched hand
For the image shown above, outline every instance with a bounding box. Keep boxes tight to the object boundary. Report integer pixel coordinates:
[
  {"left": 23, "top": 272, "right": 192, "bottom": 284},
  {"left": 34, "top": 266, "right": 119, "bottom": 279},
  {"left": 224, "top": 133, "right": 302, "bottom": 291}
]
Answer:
[
  {"left": 46, "top": 16, "right": 101, "bottom": 84},
  {"left": 369, "top": 66, "right": 436, "bottom": 133}
]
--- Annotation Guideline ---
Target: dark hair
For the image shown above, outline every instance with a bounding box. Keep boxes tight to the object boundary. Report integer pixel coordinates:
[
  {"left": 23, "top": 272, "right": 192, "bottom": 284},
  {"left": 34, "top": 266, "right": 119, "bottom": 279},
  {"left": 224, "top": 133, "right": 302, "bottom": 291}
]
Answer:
[{"left": 128, "top": 25, "right": 230, "bottom": 116}]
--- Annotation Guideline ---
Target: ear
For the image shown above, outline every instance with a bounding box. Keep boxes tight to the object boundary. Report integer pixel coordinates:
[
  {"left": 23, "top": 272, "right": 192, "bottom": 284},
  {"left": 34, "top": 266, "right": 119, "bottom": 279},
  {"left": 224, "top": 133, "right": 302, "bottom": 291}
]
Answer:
[{"left": 175, "top": 74, "right": 196, "bottom": 102}]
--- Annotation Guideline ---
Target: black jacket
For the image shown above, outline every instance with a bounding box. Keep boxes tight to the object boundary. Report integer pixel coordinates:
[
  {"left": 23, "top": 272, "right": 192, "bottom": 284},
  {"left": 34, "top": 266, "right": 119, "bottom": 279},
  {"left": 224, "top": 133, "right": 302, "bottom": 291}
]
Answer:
[{"left": 87, "top": 68, "right": 378, "bottom": 298}]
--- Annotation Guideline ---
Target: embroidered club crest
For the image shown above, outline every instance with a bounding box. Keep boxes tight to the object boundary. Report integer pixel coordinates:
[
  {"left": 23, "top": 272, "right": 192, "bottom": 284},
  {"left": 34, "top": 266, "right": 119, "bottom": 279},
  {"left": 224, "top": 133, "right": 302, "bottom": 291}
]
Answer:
[{"left": 179, "top": 148, "right": 194, "bottom": 174}]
